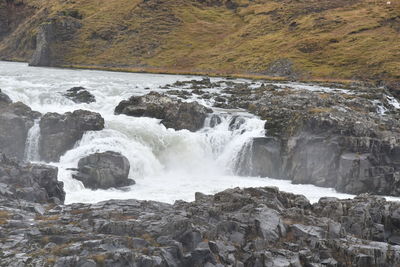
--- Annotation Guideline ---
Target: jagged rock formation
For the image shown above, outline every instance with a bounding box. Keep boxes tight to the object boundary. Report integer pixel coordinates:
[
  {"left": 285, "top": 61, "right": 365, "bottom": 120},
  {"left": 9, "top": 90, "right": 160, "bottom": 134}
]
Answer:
[
  {"left": 39, "top": 110, "right": 105, "bottom": 162},
  {"left": 166, "top": 79, "right": 400, "bottom": 197},
  {"left": 72, "top": 151, "right": 134, "bottom": 189},
  {"left": 29, "top": 23, "right": 54, "bottom": 66},
  {"left": 2, "top": 180, "right": 400, "bottom": 266},
  {"left": 231, "top": 83, "right": 400, "bottom": 196},
  {"left": 0, "top": 91, "right": 41, "bottom": 160},
  {"left": 115, "top": 92, "right": 212, "bottom": 131},
  {"left": 0, "top": 153, "right": 64, "bottom": 203}
]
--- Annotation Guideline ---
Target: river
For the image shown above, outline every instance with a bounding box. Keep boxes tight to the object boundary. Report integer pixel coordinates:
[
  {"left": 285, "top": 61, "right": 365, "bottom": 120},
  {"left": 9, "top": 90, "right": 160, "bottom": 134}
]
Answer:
[{"left": 0, "top": 61, "right": 386, "bottom": 204}]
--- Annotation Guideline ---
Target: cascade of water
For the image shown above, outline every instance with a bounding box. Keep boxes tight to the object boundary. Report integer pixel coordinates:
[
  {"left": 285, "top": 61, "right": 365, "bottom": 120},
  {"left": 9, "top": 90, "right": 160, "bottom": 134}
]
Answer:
[
  {"left": 1, "top": 61, "right": 370, "bottom": 204},
  {"left": 24, "top": 119, "right": 41, "bottom": 162}
]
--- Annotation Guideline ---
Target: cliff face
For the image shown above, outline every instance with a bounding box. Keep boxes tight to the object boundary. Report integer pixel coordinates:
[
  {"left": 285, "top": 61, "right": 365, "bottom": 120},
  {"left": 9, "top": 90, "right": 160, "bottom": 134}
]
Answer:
[{"left": 0, "top": 0, "right": 399, "bottom": 83}]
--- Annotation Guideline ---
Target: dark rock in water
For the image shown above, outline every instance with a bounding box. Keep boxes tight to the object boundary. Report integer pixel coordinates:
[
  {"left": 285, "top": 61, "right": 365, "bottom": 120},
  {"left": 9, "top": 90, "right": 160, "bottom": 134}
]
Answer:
[
  {"left": 228, "top": 115, "right": 245, "bottom": 131},
  {"left": 0, "top": 99, "right": 41, "bottom": 160},
  {"left": 115, "top": 91, "right": 212, "bottom": 132},
  {"left": 165, "top": 89, "right": 192, "bottom": 99},
  {"left": 0, "top": 153, "right": 64, "bottom": 203},
  {"left": 0, "top": 89, "right": 12, "bottom": 105},
  {"left": 64, "top": 86, "right": 96, "bottom": 103},
  {"left": 209, "top": 114, "right": 222, "bottom": 128},
  {"left": 39, "top": 110, "right": 104, "bottom": 162},
  {"left": 72, "top": 151, "right": 134, "bottom": 189}
]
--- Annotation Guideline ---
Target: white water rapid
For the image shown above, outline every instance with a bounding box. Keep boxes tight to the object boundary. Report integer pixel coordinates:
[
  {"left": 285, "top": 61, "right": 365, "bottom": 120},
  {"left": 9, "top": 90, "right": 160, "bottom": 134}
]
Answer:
[{"left": 2, "top": 61, "right": 398, "bottom": 204}]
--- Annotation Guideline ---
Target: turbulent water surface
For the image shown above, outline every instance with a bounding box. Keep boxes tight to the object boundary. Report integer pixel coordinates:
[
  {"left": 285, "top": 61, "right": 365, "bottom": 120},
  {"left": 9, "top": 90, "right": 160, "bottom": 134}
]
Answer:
[{"left": 1, "top": 61, "right": 390, "bottom": 204}]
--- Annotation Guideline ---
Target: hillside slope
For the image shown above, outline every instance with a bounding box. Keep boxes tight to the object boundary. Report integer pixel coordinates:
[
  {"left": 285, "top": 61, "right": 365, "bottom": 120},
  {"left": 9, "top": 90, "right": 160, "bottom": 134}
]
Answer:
[{"left": 0, "top": 0, "right": 399, "bottom": 84}]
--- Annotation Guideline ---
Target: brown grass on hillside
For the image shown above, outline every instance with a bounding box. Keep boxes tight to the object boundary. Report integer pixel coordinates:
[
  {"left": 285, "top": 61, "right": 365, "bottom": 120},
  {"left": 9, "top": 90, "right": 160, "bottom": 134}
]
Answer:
[{"left": 0, "top": 0, "right": 399, "bottom": 82}]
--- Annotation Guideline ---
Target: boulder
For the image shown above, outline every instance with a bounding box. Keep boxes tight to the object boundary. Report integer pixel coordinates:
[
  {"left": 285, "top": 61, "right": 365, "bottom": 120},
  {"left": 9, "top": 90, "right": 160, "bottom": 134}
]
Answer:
[
  {"left": 0, "top": 98, "right": 41, "bottom": 160},
  {"left": 64, "top": 86, "right": 96, "bottom": 104},
  {"left": 115, "top": 92, "right": 212, "bottom": 132},
  {"left": 72, "top": 151, "right": 134, "bottom": 189},
  {"left": 39, "top": 110, "right": 104, "bottom": 162}
]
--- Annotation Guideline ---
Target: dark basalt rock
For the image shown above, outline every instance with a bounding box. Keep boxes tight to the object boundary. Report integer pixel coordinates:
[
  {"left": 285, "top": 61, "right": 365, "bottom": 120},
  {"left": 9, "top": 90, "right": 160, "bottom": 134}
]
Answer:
[
  {"left": 39, "top": 110, "right": 104, "bottom": 162},
  {"left": 0, "top": 93, "right": 41, "bottom": 160},
  {"left": 214, "top": 81, "right": 400, "bottom": 197},
  {"left": 235, "top": 137, "right": 282, "bottom": 178},
  {"left": 115, "top": 91, "right": 212, "bottom": 132},
  {"left": 0, "top": 153, "right": 65, "bottom": 203},
  {"left": 72, "top": 151, "right": 134, "bottom": 189},
  {"left": 29, "top": 17, "right": 82, "bottom": 67},
  {"left": 64, "top": 86, "right": 96, "bottom": 104},
  {"left": 2, "top": 186, "right": 400, "bottom": 266},
  {"left": 29, "top": 23, "right": 54, "bottom": 67}
]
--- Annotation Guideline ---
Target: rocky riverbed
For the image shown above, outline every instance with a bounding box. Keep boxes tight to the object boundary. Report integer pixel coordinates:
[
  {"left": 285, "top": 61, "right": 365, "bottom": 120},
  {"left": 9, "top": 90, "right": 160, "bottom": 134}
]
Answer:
[
  {"left": 1, "top": 62, "right": 400, "bottom": 266},
  {"left": 2, "top": 151, "right": 400, "bottom": 266}
]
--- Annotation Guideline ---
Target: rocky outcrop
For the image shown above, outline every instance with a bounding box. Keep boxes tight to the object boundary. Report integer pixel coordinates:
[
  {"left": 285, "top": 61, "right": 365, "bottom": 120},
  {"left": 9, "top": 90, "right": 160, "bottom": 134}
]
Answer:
[
  {"left": 265, "top": 58, "right": 300, "bottom": 79},
  {"left": 165, "top": 79, "right": 400, "bottom": 197},
  {"left": 72, "top": 151, "right": 134, "bottom": 189},
  {"left": 29, "top": 23, "right": 54, "bottom": 66},
  {"left": 223, "top": 82, "right": 400, "bottom": 196},
  {"left": 115, "top": 91, "right": 212, "bottom": 131},
  {"left": 0, "top": 92, "right": 41, "bottom": 160},
  {"left": 29, "top": 17, "right": 82, "bottom": 67},
  {"left": 39, "top": 110, "right": 104, "bottom": 162},
  {"left": 0, "top": 153, "right": 64, "bottom": 203},
  {"left": 2, "top": 186, "right": 400, "bottom": 266},
  {"left": 64, "top": 86, "right": 96, "bottom": 104}
]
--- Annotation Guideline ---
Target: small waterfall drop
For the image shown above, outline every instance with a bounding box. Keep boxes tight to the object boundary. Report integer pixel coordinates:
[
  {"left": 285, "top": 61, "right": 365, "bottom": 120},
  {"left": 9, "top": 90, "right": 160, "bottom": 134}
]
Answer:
[{"left": 24, "top": 119, "right": 41, "bottom": 162}]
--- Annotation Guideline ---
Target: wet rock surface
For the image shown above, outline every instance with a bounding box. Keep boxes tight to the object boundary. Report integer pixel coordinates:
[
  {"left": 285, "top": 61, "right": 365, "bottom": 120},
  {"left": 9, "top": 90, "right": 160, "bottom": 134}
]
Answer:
[
  {"left": 2, "top": 183, "right": 400, "bottom": 266},
  {"left": 234, "top": 84, "right": 400, "bottom": 197},
  {"left": 72, "top": 151, "right": 134, "bottom": 189},
  {"left": 64, "top": 86, "right": 96, "bottom": 104},
  {"left": 39, "top": 109, "right": 105, "bottom": 162},
  {"left": 115, "top": 91, "right": 212, "bottom": 131},
  {"left": 0, "top": 153, "right": 64, "bottom": 203},
  {"left": 0, "top": 91, "right": 41, "bottom": 160}
]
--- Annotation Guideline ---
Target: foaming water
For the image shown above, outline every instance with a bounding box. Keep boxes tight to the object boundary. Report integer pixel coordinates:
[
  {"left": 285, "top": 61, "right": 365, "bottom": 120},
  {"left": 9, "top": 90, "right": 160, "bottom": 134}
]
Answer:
[
  {"left": 0, "top": 61, "right": 393, "bottom": 204},
  {"left": 24, "top": 119, "right": 41, "bottom": 162}
]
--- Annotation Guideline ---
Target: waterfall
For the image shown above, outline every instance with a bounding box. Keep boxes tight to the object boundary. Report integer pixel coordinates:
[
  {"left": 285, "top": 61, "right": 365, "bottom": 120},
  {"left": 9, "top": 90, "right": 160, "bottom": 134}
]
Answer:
[
  {"left": 232, "top": 139, "right": 254, "bottom": 176},
  {"left": 24, "top": 119, "right": 41, "bottom": 162},
  {"left": 1, "top": 61, "right": 365, "bottom": 205}
]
